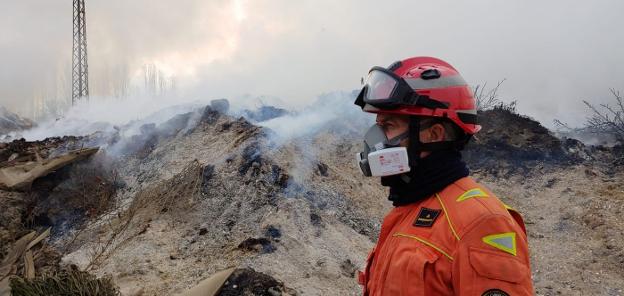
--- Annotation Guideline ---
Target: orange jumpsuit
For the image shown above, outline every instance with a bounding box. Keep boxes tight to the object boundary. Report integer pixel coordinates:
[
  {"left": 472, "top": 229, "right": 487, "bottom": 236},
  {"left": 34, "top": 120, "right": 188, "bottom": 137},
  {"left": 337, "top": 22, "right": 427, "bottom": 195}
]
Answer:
[{"left": 358, "top": 177, "right": 533, "bottom": 295}]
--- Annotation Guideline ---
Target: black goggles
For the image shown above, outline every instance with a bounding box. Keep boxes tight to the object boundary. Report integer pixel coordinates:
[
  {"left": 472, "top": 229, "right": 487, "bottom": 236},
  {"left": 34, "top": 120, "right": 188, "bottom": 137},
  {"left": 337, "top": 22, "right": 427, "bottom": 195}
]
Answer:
[{"left": 354, "top": 66, "right": 449, "bottom": 110}]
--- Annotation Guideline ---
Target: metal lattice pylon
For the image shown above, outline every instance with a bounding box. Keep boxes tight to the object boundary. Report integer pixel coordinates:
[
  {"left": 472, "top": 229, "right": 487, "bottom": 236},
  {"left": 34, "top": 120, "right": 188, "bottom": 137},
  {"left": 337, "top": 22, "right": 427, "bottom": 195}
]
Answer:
[{"left": 72, "top": 0, "right": 89, "bottom": 104}]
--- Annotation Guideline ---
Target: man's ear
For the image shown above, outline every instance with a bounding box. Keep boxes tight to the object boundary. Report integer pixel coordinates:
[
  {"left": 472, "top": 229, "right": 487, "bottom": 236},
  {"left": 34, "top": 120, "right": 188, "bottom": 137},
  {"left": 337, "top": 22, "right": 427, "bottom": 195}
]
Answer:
[{"left": 429, "top": 123, "right": 446, "bottom": 142}]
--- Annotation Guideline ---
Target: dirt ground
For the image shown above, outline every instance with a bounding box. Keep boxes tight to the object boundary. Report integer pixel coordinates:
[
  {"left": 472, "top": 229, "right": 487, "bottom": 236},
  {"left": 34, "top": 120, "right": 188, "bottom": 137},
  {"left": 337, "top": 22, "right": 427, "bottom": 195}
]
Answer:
[{"left": 476, "top": 166, "right": 624, "bottom": 296}]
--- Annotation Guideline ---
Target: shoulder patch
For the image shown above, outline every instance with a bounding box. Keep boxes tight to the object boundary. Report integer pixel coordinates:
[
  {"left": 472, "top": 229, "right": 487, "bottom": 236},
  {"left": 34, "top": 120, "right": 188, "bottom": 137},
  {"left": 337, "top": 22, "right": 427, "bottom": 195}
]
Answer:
[
  {"left": 482, "top": 289, "right": 509, "bottom": 296},
  {"left": 413, "top": 207, "right": 441, "bottom": 227},
  {"left": 482, "top": 232, "right": 517, "bottom": 256},
  {"left": 456, "top": 188, "right": 489, "bottom": 202}
]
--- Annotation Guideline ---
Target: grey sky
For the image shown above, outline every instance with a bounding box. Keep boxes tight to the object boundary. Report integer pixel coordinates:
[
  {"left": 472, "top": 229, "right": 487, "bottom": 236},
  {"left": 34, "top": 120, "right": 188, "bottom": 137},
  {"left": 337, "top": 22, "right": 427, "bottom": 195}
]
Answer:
[{"left": 1, "top": 0, "right": 623, "bottom": 126}]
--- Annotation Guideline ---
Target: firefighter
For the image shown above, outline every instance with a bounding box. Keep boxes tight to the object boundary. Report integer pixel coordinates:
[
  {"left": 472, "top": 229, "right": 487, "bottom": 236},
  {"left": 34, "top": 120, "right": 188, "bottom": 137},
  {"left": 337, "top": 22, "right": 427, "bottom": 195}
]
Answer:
[{"left": 354, "top": 57, "right": 533, "bottom": 295}]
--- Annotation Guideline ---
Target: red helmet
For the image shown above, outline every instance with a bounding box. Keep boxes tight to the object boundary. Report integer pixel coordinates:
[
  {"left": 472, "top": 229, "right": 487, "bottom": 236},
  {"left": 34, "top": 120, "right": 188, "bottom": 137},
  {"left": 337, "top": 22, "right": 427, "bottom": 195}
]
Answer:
[{"left": 355, "top": 56, "right": 481, "bottom": 135}]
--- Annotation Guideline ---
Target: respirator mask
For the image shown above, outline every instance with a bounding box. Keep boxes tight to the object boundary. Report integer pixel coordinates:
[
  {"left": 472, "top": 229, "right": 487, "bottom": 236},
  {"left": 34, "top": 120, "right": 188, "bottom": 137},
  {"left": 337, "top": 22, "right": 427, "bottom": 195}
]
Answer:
[{"left": 356, "top": 124, "right": 410, "bottom": 177}]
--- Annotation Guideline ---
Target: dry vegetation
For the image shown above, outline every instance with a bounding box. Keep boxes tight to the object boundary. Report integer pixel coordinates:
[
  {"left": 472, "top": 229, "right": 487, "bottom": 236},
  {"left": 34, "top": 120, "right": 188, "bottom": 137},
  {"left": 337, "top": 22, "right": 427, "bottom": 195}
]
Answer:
[
  {"left": 583, "top": 89, "right": 624, "bottom": 144},
  {"left": 9, "top": 266, "right": 120, "bottom": 296}
]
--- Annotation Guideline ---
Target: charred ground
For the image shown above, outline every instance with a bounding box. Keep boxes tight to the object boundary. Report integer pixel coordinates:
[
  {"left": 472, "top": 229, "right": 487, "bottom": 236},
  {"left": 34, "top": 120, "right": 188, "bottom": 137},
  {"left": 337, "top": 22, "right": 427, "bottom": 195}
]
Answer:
[{"left": 465, "top": 106, "right": 622, "bottom": 175}]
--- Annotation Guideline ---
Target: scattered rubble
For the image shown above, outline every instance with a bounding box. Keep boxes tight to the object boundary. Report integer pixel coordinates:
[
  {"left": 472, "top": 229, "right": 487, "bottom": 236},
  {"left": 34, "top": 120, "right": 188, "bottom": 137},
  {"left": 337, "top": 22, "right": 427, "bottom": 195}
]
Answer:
[
  {"left": 315, "top": 162, "right": 329, "bottom": 177},
  {"left": 237, "top": 238, "right": 275, "bottom": 254},
  {"left": 218, "top": 268, "right": 295, "bottom": 296}
]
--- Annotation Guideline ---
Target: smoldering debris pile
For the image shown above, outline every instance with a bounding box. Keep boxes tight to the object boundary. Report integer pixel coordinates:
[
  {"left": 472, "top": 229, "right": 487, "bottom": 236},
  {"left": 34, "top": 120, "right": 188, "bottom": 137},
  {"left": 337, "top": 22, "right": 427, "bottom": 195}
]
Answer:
[
  {"left": 463, "top": 106, "right": 623, "bottom": 176},
  {"left": 0, "top": 136, "right": 109, "bottom": 250},
  {"left": 0, "top": 107, "right": 35, "bottom": 137},
  {"left": 0, "top": 131, "right": 122, "bottom": 295},
  {"left": 0, "top": 136, "right": 91, "bottom": 165},
  {"left": 35, "top": 103, "right": 380, "bottom": 295},
  {"left": 243, "top": 106, "right": 289, "bottom": 123},
  {"left": 0, "top": 99, "right": 623, "bottom": 295}
]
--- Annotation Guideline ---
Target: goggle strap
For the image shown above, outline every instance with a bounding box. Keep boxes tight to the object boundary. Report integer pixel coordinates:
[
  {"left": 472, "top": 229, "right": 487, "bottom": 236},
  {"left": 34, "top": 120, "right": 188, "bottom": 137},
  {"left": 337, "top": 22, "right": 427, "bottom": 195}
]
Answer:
[{"left": 412, "top": 94, "right": 450, "bottom": 109}]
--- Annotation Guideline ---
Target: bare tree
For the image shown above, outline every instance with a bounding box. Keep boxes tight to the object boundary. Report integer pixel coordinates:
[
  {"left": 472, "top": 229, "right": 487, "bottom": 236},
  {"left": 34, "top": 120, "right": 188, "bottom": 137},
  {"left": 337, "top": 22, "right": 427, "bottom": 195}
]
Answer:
[
  {"left": 473, "top": 79, "right": 506, "bottom": 111},
  {"left": 583, "top": 89, "right": 624, "bottom": 143},
  {"left": 553, "top": 118, "right": 575, "bottom": 131},
  {"left": 112, "top": 63, "right": 130, "bottom": 99}
]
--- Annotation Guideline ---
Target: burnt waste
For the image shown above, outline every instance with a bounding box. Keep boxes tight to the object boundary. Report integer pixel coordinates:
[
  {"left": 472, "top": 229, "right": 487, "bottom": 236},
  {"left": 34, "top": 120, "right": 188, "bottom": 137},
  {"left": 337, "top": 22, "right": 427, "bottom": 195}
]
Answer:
[{"left": 462, "top": 106, "right": 621, "bottom": 176}]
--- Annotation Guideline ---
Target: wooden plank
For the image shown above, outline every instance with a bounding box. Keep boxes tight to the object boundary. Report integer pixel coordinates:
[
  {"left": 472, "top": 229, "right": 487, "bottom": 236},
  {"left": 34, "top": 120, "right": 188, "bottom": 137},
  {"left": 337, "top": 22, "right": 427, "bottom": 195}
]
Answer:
[
  {"left": 0, "top": 277, "right": 11, "bottom": 296},
  {"left": 23, "top": 250, "right": 35, "bottom": 279},
  {"left": 26, "top": 228, "right": 51, "bottom": 250},
  {"left": 178, "top": 267, "right": 236, "bottom": 296},
  {"left": 0, "top": 231, "right": 35, "bottom": 279}
]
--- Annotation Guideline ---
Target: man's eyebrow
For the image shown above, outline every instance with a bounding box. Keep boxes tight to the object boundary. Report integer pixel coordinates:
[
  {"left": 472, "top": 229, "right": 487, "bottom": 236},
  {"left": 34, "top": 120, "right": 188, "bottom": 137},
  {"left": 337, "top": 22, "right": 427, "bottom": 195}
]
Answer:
[
  {"left": 380, "top": 118, "right": 400, "bottom": 124},
  {"left": 376, "top": 118, "right": 392, "bottom": 125}
]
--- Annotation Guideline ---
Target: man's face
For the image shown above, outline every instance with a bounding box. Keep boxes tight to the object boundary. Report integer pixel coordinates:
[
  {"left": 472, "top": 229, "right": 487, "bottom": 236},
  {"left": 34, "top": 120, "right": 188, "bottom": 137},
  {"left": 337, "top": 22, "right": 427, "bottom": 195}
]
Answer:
[{"left": 375, "top": 113, "right": 447, "bottom": 157}]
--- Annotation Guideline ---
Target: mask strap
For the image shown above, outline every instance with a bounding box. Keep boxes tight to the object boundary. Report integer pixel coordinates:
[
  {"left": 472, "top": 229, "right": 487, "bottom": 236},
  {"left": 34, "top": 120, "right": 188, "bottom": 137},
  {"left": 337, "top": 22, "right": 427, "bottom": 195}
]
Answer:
[{"left": 385, "top": 130, "right": 409, "bottom": 147}]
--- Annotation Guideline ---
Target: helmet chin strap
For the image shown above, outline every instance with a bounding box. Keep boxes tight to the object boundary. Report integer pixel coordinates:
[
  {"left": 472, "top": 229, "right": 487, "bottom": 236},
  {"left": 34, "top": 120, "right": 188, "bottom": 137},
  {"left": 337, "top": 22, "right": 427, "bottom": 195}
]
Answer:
[{"left": 407, "top": 117, "right": 422, "bottom": 168}]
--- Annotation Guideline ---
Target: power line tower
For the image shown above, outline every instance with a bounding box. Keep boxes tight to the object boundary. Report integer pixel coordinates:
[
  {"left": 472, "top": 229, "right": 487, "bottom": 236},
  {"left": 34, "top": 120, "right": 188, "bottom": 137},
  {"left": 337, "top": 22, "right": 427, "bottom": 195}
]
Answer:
[{"left": 72, "top": 0, "right": 89, "bottom": 104}]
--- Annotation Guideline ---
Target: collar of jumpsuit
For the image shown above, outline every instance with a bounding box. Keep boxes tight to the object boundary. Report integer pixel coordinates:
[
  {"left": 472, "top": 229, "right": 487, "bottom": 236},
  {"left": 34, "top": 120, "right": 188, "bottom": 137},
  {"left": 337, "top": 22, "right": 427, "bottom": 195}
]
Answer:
[{"left": 354, "top": 56, "right": 534, "bottom": 295}]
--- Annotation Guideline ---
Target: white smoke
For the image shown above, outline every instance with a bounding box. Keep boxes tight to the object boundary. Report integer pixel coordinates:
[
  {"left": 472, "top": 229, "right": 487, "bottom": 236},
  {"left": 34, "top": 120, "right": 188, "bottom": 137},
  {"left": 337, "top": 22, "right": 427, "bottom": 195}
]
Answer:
[
  {"left": 11, "top": 89, "right": 371, "bottom": 145},
  {"left": 257, "top": 91, "right": 373, "bottom": 185},
  {"left": 15, "top": 95, "right": 207, "bottom": 141},
  {"left": 1, "top": 82, "right": 380, "bottom": 151},
  {"left": 6, "top": 89, "right": 373, "bottom": 182},
  {"left": 259, "top": 90, "right": 373, "bottom": 144}
]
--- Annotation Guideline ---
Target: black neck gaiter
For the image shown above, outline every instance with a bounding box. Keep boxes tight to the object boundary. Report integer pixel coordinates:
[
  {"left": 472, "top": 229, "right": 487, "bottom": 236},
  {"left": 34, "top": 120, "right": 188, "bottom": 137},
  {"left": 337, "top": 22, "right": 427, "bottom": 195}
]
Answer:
[{"left": 381, "top": 149, "right": 469, "bottom": 207}]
